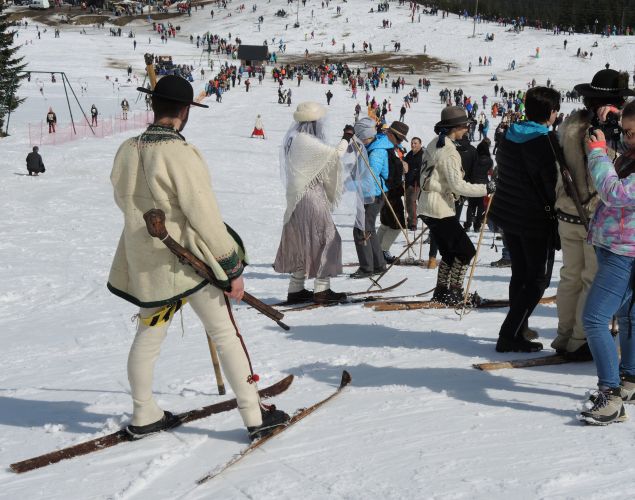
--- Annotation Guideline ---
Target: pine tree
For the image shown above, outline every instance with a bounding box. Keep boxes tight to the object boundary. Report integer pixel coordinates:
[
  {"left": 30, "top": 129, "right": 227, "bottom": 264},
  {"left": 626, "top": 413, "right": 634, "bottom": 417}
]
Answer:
[{"left": 0, "top": 3, "right": 26, "bottom": 135}]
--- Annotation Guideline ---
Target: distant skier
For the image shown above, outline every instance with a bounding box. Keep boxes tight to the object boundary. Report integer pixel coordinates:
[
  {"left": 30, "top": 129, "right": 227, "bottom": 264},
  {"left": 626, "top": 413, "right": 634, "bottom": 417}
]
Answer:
[
  {"left": 91, "top": 104, "right": 98, "bottom": 126},
  {"left": 121, "top": 98, "right": 129, "bottom": 120},
  {"left": 325, "top": 89, "right": 333, "bottom": 105},
  {"left": 46, "top": 107, "right": 57, "bottom": 133}
]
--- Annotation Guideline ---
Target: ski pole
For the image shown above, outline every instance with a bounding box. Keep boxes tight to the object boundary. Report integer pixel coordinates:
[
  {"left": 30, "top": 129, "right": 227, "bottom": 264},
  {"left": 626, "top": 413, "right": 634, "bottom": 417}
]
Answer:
[
  {"left": 368, "top": 227, "right": 428, "bottom": 291},
  {"left": 206, "top": 336, "right": 226, "bottom": 395},
  {"left": 459, "top": 194, "right": 494, "bottom": 320}
]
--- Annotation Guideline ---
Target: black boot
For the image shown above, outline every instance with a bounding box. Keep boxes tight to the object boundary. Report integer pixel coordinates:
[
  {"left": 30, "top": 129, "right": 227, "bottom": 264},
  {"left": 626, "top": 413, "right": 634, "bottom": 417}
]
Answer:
[
  {"left": 383, "top": 251, "right": 396, "bottom": 264},
  {"left": 313, "top": 289, "right": 347, "bottom": 304},
  {"left": 126, "top": 411, "right": 182, "bottom": 440},
  {"left": 247, "top": 404, "right": 290, "bottom": 441},
  {"left": 286, "top": 288, "right": 313, "bottom": 304},
  {"left": 495, "top": 336, "right": 543, "bottom": 353}
]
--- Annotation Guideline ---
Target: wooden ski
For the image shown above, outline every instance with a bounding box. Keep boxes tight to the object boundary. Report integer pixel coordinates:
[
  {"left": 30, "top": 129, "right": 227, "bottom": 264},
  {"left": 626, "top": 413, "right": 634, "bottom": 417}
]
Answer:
[
  {"left": 473, "top": 354, "right": 570, "bottom": 371},
  {"left": 10, "top": 375, "right": 294, "bottom": 474}
]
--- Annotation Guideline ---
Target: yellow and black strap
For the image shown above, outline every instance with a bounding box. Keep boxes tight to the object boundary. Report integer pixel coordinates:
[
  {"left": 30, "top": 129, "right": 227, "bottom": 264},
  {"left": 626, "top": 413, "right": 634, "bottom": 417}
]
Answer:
[{"left": 141, "top": 299, "right": 186, "bottom": 327}]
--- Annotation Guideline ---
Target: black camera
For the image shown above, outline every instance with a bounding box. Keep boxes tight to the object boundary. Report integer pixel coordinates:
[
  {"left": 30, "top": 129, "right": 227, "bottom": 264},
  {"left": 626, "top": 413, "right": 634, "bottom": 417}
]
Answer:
[{"left": 591, "top": 112, "right": 622, "bottom": 143}]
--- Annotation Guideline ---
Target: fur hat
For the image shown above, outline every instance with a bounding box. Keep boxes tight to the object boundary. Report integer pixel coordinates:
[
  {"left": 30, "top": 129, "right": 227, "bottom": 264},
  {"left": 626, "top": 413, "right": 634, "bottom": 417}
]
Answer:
[
  {"left": 387, "top": 121, "right": 409, "bottom": 141},
  {"left": 293, "top": 101, "right": 327, "bottom": 122},
  {"left": 137, "top": 75, "right": 208, "bottom": 108},
  {"left": 354, "top": 117, "right": 377, "bottom": 141},
  {"left": 435, "top": 106, "right": 469, "bottom": 129},
  {"left": 574, "top": 69, "right": 635, "bottom": 98}
]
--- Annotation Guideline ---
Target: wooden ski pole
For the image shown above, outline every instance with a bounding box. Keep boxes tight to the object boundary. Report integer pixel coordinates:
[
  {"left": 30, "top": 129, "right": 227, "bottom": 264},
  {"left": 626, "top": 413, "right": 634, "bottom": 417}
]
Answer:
[
  {"left": 206, "top": 335, "right": 226, "bottom": 395},
  {"left": 367, "top": 227, "right": 428, "bottom": 291},
  {"left": 459, "top": 194, "right": 494, "bottom": 320},
  {"left": 351, "top": 140, "right": 412, "bottom": 247}
]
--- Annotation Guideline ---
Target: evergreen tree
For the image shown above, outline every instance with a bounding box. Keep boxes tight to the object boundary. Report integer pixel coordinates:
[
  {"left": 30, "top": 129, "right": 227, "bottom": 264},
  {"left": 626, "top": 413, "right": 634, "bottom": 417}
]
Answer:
[{"left": 0, "top": 3, "right": 26, "bottom": 135}]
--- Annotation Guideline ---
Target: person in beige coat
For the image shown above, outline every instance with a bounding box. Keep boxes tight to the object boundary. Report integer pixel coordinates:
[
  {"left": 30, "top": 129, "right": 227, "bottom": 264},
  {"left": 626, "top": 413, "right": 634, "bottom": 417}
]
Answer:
[
  {"left": 418, "top": 106, "right": 494, "bottom": 305},
  {"left": 109, "top": 75, "right": 288, "bottom": 441},
  {"left": 553, "top": 69, "right": 634, "bottom": 361}
]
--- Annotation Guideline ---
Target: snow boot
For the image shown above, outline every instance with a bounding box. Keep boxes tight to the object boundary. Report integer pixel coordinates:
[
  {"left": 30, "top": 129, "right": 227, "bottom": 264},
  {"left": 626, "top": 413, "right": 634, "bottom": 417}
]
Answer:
[
  {"left": 248, "top": 404, "right": 290, "bottom": 441},
  {"left": 286, "top": 289, "right": 313, "bottom": 304},
  {"left": 490, "top": 257, "right": 511, "bottom": 268},
  {"left": 313, "top": 289, "right": 347, "bottom": 304},
  {"left": 495, "top": 336, "right": 543, "bottom": 353},
  {"left": 126, "top": 411, "right": 182, "bottom": 440},
  {"left": 426, "top": 257, "right": 437, "bottom": 269},
  {"left": 620, "top": 374, "right": 635, "bottom": 404},
  {"left": 580, "top": 387, "right": 627, "bottom": 425},
  {"left": 564, "top": 342, "right": 593, "bottom": 362},
  {"left": 383, "top": 251, "right": 396, "bottom": 264}
]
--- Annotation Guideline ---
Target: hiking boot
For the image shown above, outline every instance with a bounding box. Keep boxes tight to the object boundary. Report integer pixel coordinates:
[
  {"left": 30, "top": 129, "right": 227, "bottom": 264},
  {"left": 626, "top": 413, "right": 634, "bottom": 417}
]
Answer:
[
  {"left": 495, "top": 337, "right": 543, "bottom": 353},
  {"left": 247, "top": 404, "right": 290, "bottom": 441},
  {"left": 286, "top": 289, "right": 313, "bottom": 305},
  {"left": 620, "top": 374, "right": 635, "bottom": 404},
  {"left": 313, "top": 289, "right": 347, "bottom": 304},
  {"left": 126, "top": 411, "right": 182, "bottom": 440},
  {"left": 564, "top": 342, "right": 593, "bottom": 362},
  {"left": 382, "top": 251, "right": 396, "bottom": 264},
  {"left": 350, "top": 268, "right": 373, "bottom": 279},
  {"left": 580, "top": 387, "right": 627, "bottom": 425},
  {"left": 426, "top": 257, "right": 437, "bottom": 269},
  {"left": 373, "top": 266, "right": 387, "bottom": 274},
  {"left": 550, "top": 334, "right": 569, "bottom": 354},
  {"left": 521, "top": 327, "right": 539, "bottom": 341},
  {"left": 490, "top": 257, "right": 512, "bottom": 267}
]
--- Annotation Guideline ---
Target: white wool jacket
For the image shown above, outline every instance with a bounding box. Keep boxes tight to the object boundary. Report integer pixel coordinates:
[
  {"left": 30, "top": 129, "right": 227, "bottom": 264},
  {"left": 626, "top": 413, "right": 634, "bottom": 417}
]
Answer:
[
  {"left": 108, "top": 125, "right": 246, "bottom": 308},
  {"left": 417, "top": 136, "right": 487, "bottom": 219}
]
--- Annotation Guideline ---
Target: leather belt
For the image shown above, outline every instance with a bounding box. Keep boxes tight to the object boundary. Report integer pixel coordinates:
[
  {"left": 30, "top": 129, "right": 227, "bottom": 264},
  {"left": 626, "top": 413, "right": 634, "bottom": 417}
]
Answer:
[{"left": 556, "top": 209, "right": 584, "bottom": 225}]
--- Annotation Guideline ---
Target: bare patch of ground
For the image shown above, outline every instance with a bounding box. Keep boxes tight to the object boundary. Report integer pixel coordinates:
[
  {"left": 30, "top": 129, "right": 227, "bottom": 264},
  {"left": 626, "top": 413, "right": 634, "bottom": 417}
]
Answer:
[
  {"left": 278, "top": 51, "right": 451, "bottom": 74},
  {"left": 7, "top": 7, "right": 182, "bottom": 27}
]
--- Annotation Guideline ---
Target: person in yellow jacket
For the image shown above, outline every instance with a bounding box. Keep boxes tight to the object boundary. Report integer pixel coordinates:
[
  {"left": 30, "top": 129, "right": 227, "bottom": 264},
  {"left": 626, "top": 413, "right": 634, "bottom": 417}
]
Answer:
[{"left": 109, "top": 75, "right": 288, "bottom": 441}]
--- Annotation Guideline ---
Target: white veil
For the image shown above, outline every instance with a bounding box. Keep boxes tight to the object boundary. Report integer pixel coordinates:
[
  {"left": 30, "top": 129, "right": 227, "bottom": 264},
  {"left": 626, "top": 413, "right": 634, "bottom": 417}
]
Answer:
[{"left": 340, "top": 136, "right": 376, "bottom": 231}]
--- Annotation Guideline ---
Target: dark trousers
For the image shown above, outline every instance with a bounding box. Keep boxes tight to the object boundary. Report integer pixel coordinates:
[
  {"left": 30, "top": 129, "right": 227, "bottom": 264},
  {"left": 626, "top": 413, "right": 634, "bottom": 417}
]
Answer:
[
  {"left": 464, "top": 197, "right": 485, "bottom": 230},
  {"left": 354, "top": 198, "right": 386, "bottom": 272},
  {"left": 424, "top": 216, "right": 476, "bottom": 265},
  {"left": 498, "top": 231, "right": 555, "bottom": 340}
]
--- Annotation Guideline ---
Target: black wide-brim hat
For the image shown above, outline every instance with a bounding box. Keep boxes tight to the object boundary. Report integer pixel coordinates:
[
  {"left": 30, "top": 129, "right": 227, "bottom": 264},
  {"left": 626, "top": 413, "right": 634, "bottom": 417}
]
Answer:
[
  {"left": 137, "top": 74, "right": 208, "bottom": 108},
  {"left": 574, "top": 69, "right": 635, "bottom": 98}
]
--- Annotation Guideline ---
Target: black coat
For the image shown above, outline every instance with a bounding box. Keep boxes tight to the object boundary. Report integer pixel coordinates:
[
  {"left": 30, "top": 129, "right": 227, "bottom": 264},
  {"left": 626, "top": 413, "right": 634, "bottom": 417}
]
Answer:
[
  {"left": 26, "top": 152, "right": 45, "bottom": 173},
  {"left": 471, "top": 154, "right": 492, "bottom": 185},
  {"left": 489, "top": 133, "right": 558, "bottom": 238},
  {"left": 404, "top": 148, "right": 423, "bottom": 187},
  {"left": 455, "top": 137, "right": 477, "bottom": 183}
]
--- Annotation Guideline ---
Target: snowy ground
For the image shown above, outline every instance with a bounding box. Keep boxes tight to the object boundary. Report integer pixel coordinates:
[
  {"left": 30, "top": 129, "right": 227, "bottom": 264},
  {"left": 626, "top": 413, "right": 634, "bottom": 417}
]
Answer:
[{"left": 2, "top": 1, "right": 635, "bottom": 499}]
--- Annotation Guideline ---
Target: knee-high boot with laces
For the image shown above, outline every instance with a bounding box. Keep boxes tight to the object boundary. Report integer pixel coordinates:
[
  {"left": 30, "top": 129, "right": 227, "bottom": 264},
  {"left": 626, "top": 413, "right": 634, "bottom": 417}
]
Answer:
[
  {"left": 431, "top": 260, "right": 452, "bottom": 303},
  {"left": 448, "top": 258, "right": 481, "bottom": 306}
]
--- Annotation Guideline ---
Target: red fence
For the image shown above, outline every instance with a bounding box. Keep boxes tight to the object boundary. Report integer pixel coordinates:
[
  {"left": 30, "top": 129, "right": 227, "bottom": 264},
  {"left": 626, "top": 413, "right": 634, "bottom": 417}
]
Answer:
[{"left": 29, "top": 111, "right": 154, "bottom": 147}]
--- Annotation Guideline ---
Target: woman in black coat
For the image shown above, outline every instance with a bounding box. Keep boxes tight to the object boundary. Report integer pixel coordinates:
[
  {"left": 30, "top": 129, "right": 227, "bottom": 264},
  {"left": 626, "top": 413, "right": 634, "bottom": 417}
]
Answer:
[
  {"left": 464, "top": 139, "right": 492, "bottom": 231},
  {"left": 488, "top": 87, "right": 562, "bottom": 353}
]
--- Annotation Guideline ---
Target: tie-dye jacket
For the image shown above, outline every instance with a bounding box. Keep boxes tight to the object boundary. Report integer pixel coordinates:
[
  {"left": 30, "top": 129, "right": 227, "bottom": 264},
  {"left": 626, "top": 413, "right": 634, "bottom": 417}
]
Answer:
[{"left": 586, "top": 147, "right": 635, "bottom": 257}]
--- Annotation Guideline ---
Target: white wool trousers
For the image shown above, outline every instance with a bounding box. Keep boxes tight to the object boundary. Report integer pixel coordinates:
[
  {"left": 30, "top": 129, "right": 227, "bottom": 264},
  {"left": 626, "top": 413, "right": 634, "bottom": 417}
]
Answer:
[
  {"left": 288, "top": 271, "right": 330, "bottom": 293},
  {"left": 127, "top": 285, "right": 262, "bottom": 428}
]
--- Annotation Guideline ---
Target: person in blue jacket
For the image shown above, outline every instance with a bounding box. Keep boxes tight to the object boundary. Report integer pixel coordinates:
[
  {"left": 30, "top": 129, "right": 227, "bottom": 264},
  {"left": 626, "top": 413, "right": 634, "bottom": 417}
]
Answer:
[{"left": 351, "top": 117, "right": 389, "bottom": 278}]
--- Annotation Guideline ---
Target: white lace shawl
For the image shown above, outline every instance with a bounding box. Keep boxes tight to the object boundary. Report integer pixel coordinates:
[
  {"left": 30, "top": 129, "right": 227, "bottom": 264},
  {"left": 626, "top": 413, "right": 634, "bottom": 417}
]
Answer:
[{"left": 281, "top": 132, "right": 343, "bottom": 224}]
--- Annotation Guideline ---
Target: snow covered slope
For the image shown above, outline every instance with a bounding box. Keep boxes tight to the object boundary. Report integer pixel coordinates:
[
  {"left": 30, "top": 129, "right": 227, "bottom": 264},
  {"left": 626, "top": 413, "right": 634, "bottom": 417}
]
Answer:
[{"left": 2, "top": 1, "right": 635, "bottom": 498}]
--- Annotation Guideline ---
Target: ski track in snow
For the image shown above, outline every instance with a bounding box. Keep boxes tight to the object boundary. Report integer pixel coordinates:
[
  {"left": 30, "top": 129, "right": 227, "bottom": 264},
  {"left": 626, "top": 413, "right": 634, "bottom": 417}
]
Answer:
[{"left": 2, "top": 1, "right": 635, "bottom": 499}]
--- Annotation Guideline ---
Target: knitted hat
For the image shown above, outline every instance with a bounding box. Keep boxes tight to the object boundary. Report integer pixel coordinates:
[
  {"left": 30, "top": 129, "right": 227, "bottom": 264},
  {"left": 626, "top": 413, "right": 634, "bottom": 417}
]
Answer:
[
  {"left": 293, "top": 101, "right": 327, "bottom": 122},
  {"left": 574, "top": 69, "right": 635, "bottom": 98},
  {"left": 388, "top": 121, "right": 409, "bottom": 141},
  {"left": 354, "top": 117, "right": 377, "bottom": 141},
  {"left": 435, "top": 106, "right": 469, "bottom": 128},
  {"left": 137, "top": 75, "right": 208, "bottom": 108}
]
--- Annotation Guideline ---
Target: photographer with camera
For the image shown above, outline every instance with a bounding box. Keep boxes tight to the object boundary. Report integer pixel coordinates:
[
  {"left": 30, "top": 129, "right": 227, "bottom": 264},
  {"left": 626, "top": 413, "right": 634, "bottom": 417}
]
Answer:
[
  {"left": 552, "top": 69, "right": 635, "bottom": 361},
  {"left": 579, "top": 99, "right": 635, "bottom": 425}
]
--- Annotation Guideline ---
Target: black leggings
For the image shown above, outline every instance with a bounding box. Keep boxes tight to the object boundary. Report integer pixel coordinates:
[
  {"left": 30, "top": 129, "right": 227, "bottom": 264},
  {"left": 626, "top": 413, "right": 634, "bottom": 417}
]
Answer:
[
  {"left": 498, "top": 231, "right": 555, "bottom": 340},
  {"left": 423, "top": 216, "right": 476, "bottom": 265}
]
